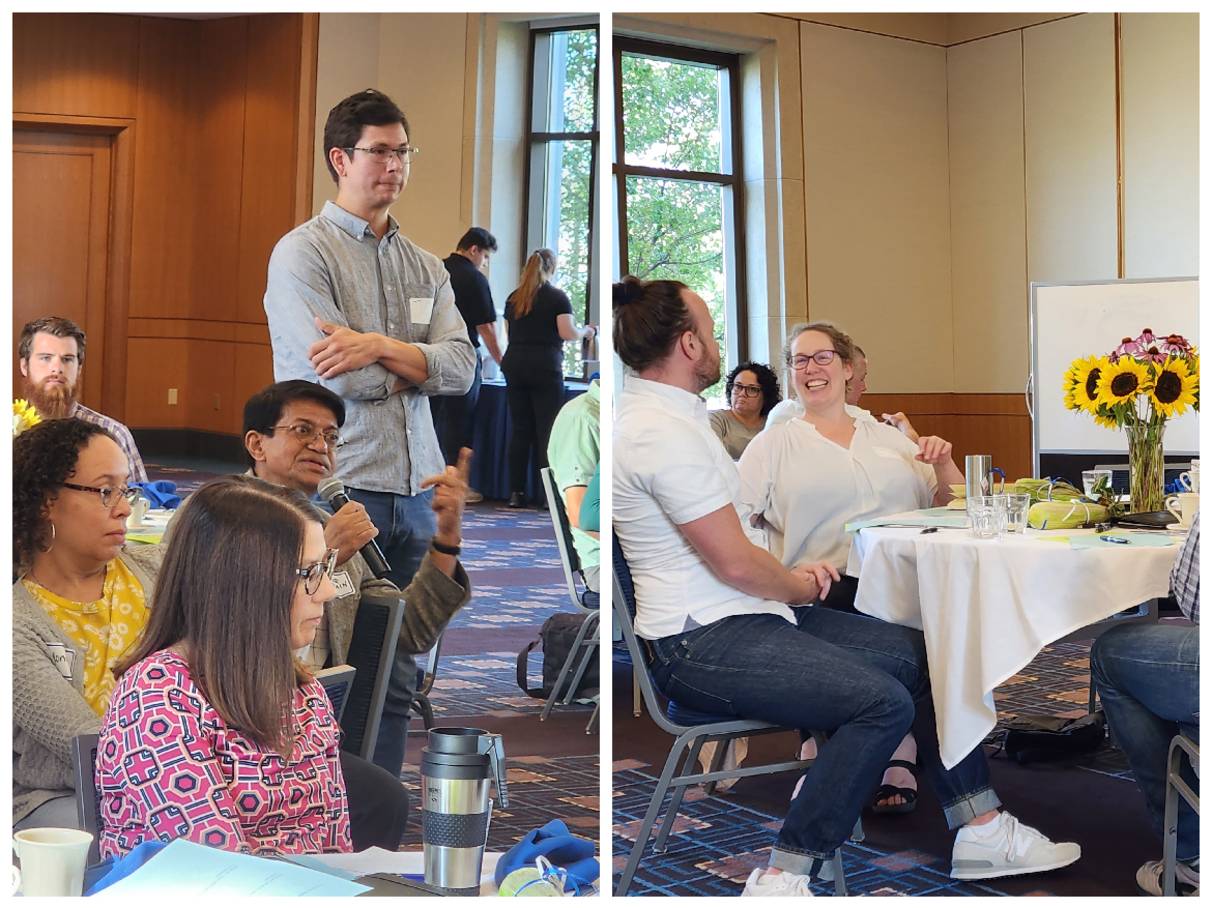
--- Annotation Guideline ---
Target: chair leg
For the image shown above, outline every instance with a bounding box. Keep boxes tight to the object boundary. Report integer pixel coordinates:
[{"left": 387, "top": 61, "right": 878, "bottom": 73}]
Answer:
[
  {"left": 617, "top": 741, "right": 689, "bottom": 895},
  {"left": 832, "top": 848, "right": 847, "bottom": 897},
  {"left": 415, "top": 693, "right": 435, "bottom": 730},
  {"left": 850, "top": 815, "right": 865, "bottom": 845},
  {"left": 541, "top": 619, "right": 590, "bottom": 721},
  {"left": 563, "top": 634, "right": 599, "bottom": 706},
  {"left": 653, "top": 737, "right": 708, "bottom": 854},
  {"left": 633, "top": 670, "right": 642, "bottom": 717},
  {"left": 702, "top": 733, "right": 730, "bottom": 797},
  {"left": 586, "top": 701, "right": 599, "bottom": 734},
  {"left": 1164, "top": 745, "right": 1181, "bottom": 897}
]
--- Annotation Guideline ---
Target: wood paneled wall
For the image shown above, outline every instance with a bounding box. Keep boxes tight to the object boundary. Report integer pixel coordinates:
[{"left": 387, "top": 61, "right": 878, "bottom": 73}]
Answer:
[
  {"left": 860, "top": 393, "right": 1032, "bottom": 482},
  {"left": 14, "top": 13, "right": 313, "bottom": 436}
]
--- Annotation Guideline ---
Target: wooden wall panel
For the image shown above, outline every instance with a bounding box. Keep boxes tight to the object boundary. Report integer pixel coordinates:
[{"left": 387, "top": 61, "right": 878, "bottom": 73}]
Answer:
[
  {"left": 13, "top": 14, "right": 140, "bottom": 118},
  {"left": 238, "top": 14, "right": 306, "bottom": 325},
  {"left": 126, "top": 338, "right": 191, "bottom": 429},
  {"left": 185, "top": 340, "right": 238, "bottom": 434},
  {"left": 191, "top": 18, "right": 249, "bottom": 325},
  {"left": 233, "top": 344, "right": 277, "bottom": 434}
]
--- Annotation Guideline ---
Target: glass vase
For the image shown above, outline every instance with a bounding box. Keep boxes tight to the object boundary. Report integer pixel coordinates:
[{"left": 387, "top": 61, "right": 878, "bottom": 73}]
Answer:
[{"left": 1126, "top": 420, "right": 1166, "bottom": 513}]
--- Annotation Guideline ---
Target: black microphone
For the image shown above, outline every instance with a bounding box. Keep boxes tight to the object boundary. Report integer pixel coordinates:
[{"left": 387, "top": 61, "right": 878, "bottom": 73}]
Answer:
[{"left": 317, "top": 477, "right": 392, "bottom": 580}]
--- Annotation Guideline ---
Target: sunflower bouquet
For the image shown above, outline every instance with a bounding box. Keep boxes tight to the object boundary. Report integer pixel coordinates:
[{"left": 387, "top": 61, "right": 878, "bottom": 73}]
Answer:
[
  {"left": 1064, "top": 328, "right": 1199, "bottom": 512},
  {"left": 13, "top": 399, "right": 41, "bottom": 437}
]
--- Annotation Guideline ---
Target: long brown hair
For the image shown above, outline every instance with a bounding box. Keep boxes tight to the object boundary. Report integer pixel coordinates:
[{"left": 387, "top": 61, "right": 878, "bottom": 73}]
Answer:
[
  {"left": 507, "top": 248, "right": 556, "bottom": 319},
  {"left": 114, "top": 476, "right": 319, "bottom": 756}
]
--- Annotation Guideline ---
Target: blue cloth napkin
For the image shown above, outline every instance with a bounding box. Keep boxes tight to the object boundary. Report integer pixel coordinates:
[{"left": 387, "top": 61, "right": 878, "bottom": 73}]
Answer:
[
  {"left": 130, "top": 481, "right": 181, "bottom": 509},
  {"left": 84, "top": 840, "right": 167, "bottom": 895},
  {"left": 493, "top": 819, "right": 598, "bottom": 893}
]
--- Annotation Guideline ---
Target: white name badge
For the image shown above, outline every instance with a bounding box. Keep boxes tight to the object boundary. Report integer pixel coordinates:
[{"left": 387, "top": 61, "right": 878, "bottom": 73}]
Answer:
[
  {"left": 331, "top": 570, "right": 357, "bottom": 599},
  {"left": 45, "top": 642, "right": 75, "bottom": 681},
  {"left": 410, "top": 297, "right": 434, "bottom": 325}
]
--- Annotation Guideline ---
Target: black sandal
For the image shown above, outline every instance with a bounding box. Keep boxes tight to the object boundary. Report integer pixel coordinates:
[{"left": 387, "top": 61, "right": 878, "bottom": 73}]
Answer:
[{"left": 871, "top": 759, "right": 918, "bottom": 815}]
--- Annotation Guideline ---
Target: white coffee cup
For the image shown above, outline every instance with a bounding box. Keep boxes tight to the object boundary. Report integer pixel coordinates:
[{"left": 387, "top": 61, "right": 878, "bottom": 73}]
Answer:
[
  {"left": 1165, "top": 492, "right": 1199, "bottom": 529},
  {"left": 127, "top": 495, "right": 150, "bottom": 528},
  {"left": 11, "top": 827, "right": 93, "bottom": 897}
]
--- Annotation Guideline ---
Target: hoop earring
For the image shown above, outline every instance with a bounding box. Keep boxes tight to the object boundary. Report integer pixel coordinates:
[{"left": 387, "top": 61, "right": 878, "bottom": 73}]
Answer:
[{"left": 40, "top": 522, "right": 56, "bottom": 554}]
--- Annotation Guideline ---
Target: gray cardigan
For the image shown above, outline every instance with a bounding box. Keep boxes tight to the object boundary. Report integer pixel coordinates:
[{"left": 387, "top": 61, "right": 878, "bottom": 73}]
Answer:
[{"left": 12, "top": 545, "right": 166, "bottom": 823}]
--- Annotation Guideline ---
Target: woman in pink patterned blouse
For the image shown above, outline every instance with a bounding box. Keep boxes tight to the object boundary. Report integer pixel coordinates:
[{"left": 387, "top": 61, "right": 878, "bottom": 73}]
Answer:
[{"left": 96, "top": 478, "right": 350, "bottom": 857}]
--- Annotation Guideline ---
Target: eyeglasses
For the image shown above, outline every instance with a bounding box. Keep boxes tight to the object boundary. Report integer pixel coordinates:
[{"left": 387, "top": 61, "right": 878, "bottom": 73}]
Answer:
[
  {"left": 732, "top": 383, "right": 763, "bottom": 399},
  {"left": 61, "top": 482, "right": 140, "bottom": 509},
  {"left": 789, "top": 350, "right": 839, "bottom": 371},
  {"left": 295, "top": 548, "right": 339, "bottom": 596},
  {"left": 345, "top": 145, "right": 420, "bottom": 164},
  {"left": 271, "top": 423, "right": 343, "bottom": 448}
]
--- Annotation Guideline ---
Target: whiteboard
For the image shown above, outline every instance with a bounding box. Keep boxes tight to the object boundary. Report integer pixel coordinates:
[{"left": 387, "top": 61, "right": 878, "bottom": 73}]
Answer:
[{"left": 1030, "top": 278, "right": 1199, "bottom": 467}]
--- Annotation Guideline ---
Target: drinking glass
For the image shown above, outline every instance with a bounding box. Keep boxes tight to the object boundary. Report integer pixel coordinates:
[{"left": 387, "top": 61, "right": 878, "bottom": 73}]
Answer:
[
  {"left": 969, "top": 495, "right": 1008, "bottom": 539},
  {"left": 1082, "top": 469, "right": 1113, "bottom": 498},
  {"left": 1005, "top": 493, "right": 1032, "bottom": 534}
]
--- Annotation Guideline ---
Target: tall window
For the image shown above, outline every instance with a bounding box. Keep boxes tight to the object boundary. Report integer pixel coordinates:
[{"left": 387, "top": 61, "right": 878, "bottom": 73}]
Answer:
[
  {"left": 614, "top": 37, "right": 744, "bottom": 399},
  {"left": 526, "top": 25, "right": 599, "bottom": 379}
]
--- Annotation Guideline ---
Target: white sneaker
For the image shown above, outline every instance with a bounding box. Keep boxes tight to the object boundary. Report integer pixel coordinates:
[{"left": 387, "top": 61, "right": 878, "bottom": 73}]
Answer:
[
  {"left": 741, "top": 868, "right": 815, "bottom": 897},
  {"left": 1136, "top": 858, "right": 1200, "bottom": 896},
  {"left": 950, "top": 811, "right": 1081, "bottom": 880}
]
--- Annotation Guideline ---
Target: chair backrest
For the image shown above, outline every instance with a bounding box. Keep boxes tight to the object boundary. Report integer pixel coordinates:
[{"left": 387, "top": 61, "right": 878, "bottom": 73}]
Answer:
[
  {"left": 342, "top": 591, "right": 404, "bottom": 761},
  {"left": 540, "top": 467, "right": 593, "bottom": 612},
  {"left": 315, "top": 664, "right": 357, "bottom": 722},
  {"left": 611, "top": 536, "right": 683, "bottom": 736},
  {"left": 70, "top": 733, "right": 101, "bottom": 866}
]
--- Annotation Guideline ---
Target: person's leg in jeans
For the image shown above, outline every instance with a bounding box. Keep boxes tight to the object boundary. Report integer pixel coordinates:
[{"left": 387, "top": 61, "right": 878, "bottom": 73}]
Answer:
[
  {"left": 1091, "top": 623, "right": 1200, "bottom": 864},
  {"left": 345, "top": 487, "right": 437, "bottom": 776},
  {"left": 340, "top": 749, "right": 410, "bottom": 848},
  {"left": 649, "top": 613, "right": 914, "bottom": 871}
]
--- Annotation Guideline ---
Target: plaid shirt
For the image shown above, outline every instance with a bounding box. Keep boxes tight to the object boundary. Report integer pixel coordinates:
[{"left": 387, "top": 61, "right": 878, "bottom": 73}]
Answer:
[
  {"left": 1170, "top": 512, "right": 1200, "bottom": 624},
  {"left": 70, "top": 402, "right": 148, "bottom": 483}
]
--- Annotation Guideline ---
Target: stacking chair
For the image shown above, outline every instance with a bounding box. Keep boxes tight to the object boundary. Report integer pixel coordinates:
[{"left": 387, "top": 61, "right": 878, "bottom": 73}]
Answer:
[
  {"left": 612, "top": 539, "right": 859, "bottom": 896},
  {"left": 1163, "top": 732, "right": 1200, "bottom": 896},
  {"left": 341, "top": 590, "right": 404, "bottom": 760},
  {"left": 315, "top": 664, "right": 357, "bottom": 722},
  {"left": 411, "top": 631, "right": 445, "bottom": 730},
  {"left": 70, "top": 733, "right": 102, "bottom": 867},
  {"left": 538, "top": 467, "right": 600, "bottom": 732}
]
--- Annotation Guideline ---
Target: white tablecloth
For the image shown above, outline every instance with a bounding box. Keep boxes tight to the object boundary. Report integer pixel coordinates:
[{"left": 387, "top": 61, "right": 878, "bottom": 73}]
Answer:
[{"left": 846, "top": 520, "right": 1181, "bottom": 769}]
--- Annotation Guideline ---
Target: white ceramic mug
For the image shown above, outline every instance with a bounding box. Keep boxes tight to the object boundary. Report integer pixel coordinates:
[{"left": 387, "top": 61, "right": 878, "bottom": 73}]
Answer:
[
  {"left": 127, "top": 495, "right": 150, "bottom": 528},
  {"left": 1165, "top": 492, "right": 1199, "bottom": 529},
  {"left": 11, "top": 827, "right": 93, "bottom": 897}
]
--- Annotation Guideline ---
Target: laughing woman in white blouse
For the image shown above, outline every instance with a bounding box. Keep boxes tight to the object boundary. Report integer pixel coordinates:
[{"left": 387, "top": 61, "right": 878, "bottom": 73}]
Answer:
[{"left": 738, "top": 321, "right": 964, "bottom": 814}]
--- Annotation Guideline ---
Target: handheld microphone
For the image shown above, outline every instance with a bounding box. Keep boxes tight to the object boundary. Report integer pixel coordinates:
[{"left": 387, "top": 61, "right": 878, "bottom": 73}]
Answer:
[{"left": 317, "top": 477, "right": 393, "bottom": 580}]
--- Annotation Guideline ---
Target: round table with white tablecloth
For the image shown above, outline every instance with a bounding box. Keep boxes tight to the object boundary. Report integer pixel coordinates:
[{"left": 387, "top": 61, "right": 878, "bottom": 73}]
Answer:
[{"left": 844, "top": 516, "right": 1182, "bottom": 769}]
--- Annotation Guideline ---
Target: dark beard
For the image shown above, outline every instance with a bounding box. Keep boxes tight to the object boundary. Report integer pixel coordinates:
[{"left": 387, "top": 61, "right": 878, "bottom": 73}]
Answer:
[
  {"left": 24, "top": 377, "right": 77, "bottom": 420},
  {"left": 695, "top": 359, "right": 721, "bottom": 394}
]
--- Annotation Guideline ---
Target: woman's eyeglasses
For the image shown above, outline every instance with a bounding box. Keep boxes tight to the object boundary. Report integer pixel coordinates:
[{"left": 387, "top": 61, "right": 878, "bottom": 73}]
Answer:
[
  {"left": 731, "top": 383, "right": 763, "bottom": 399},
  {"left": 789, "top": 350, "right": 838, "bottom": 371},
  {"left": 295, "top": 548, "right": 339, "bottom": 596},
  {"left": 61, "top": 482, "right": 140, "bottom": 509}
]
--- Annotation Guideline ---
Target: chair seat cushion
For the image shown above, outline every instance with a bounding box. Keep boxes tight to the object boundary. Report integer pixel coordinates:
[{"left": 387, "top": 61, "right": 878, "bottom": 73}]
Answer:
[{"left": 667, "top": 699, "right": 734, "bottom": 727}]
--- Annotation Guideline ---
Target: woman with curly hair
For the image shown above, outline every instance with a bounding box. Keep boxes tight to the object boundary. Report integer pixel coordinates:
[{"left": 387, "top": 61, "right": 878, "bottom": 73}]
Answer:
[
  {"left": 13, "top": 417, "right": 163, "bottom": 831},
  {"left": 709, "top": 361, "right": 782, "bottom": 459}
]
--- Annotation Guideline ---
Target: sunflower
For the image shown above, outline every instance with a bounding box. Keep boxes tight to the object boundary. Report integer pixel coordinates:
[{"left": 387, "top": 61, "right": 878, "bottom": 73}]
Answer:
[
  {"left": 1091, "top": 406, "right": 1120, "bottom": 430},
  {"left": 12, "top": 398, "right": 40, "bottom": 437},
  {"left": 1096, "top": 356, "right": 1148, "bottom": 409},
  {"left": 1066, "top": 356, "right": 1108, "bottom": 414},
  {"left": 1148, "top": 356, "right": 1198, "bottom": 418}
]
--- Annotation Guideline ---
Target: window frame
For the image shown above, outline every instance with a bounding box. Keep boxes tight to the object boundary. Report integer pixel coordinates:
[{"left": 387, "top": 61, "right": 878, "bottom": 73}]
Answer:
[
  {"left": 522, "top": 23, "right": 600, "bottom": 381},
  {"left": 613, "top": 35, "right": 748, "bottom": 361}
]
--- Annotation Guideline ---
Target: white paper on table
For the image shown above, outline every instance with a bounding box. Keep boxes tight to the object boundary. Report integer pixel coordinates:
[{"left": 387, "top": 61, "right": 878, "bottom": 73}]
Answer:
[
  {"left": 91, "top": 839, "right": 370, "bottom": 897},
  {"left": 295, "top": 848, "right": 502, "bottom": 894}
]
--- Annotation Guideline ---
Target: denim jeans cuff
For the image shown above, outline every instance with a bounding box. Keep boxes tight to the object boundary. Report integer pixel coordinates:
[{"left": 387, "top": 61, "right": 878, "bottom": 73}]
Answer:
[
  {"left": 941, "top": 787, "right": 1001, "bottom": 830},
  {"left": 770, "top": 844, "right": 835, "bottom": 874}
]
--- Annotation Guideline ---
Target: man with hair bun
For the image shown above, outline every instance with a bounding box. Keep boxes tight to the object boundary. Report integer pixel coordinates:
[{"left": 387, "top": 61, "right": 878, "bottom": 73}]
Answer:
[{"left": 612, "top": 275, "right": 1080, "bottom": 896}]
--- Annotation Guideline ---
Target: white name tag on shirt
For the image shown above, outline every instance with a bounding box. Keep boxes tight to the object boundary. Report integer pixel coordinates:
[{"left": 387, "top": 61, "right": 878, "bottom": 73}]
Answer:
[
  {"left": 331, "top": 570, "right": 356, "bottom": 599},
  {"left": 410, "top": 297, "right": 434, "bottom": 325},
  {"left": 45, "top": 642, "right": 75, "bottom": 681}
]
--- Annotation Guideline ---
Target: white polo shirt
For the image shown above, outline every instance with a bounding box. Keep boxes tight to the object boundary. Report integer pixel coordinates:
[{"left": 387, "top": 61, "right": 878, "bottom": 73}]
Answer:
[
  {"left": 737, "top": 415, "right": 937, "bottom": 571},
  {"left": 614, "top": 375, "right": 796, "bottom": 640}
]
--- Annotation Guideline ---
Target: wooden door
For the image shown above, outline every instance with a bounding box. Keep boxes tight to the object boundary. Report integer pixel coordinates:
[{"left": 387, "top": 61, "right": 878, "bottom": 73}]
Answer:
[{"left": 13, "top": 128, "right": 113, "bottom": 410}]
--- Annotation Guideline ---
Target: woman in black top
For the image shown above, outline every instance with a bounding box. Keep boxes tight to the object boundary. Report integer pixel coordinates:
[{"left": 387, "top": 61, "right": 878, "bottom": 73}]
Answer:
[{"left": 501, "top": 248, "right": 595, "bottom": 508}]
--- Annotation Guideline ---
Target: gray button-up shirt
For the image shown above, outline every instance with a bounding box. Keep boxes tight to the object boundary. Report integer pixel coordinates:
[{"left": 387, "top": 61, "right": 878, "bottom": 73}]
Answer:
[{"left": 264, "top": 201, "right": 475, "bottom": 495}]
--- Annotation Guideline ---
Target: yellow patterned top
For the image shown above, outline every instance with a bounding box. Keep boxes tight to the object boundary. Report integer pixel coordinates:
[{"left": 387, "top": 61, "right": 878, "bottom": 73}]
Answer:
[{"left": 23, "top": 560, "right": 151, "bottom": 715}]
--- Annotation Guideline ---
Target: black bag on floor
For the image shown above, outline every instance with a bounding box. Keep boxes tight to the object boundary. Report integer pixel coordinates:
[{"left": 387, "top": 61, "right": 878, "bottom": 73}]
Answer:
[
  {"left": 994, "top": 711, "right": 1106, "bottom": 764},
  {"left": 517, "top": 612, "right": 599, "bottom": 700}
]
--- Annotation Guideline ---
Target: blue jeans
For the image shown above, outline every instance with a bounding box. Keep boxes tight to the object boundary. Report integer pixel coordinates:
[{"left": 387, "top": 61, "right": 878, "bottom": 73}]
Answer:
[
  {"left": 345, "top": 487, "right": 437, "bottom": 777},
  {"left": 648, "top": 607, "right": 1000, "bottom": 873},
  {"left": 1091, "top": 622, "right": 1200, "bottom": 863}
]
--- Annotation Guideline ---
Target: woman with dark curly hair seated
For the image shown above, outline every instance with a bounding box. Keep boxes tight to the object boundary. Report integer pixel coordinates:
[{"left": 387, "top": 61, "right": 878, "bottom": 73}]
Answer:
[
  {"left": 97, "top": 477, "right": 350, "bottom": 857},
  {"left": 708, "top": 361, "right": 782, "bottom": 459},
  {"left": 13, "top": 418, "right": 164, "bottom": 831}
]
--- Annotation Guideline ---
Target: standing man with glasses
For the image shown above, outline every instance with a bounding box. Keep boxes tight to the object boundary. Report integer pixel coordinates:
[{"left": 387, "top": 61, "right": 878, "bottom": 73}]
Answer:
[{"left": 264, "top": 89, "right": 475, "bottom": 777}]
